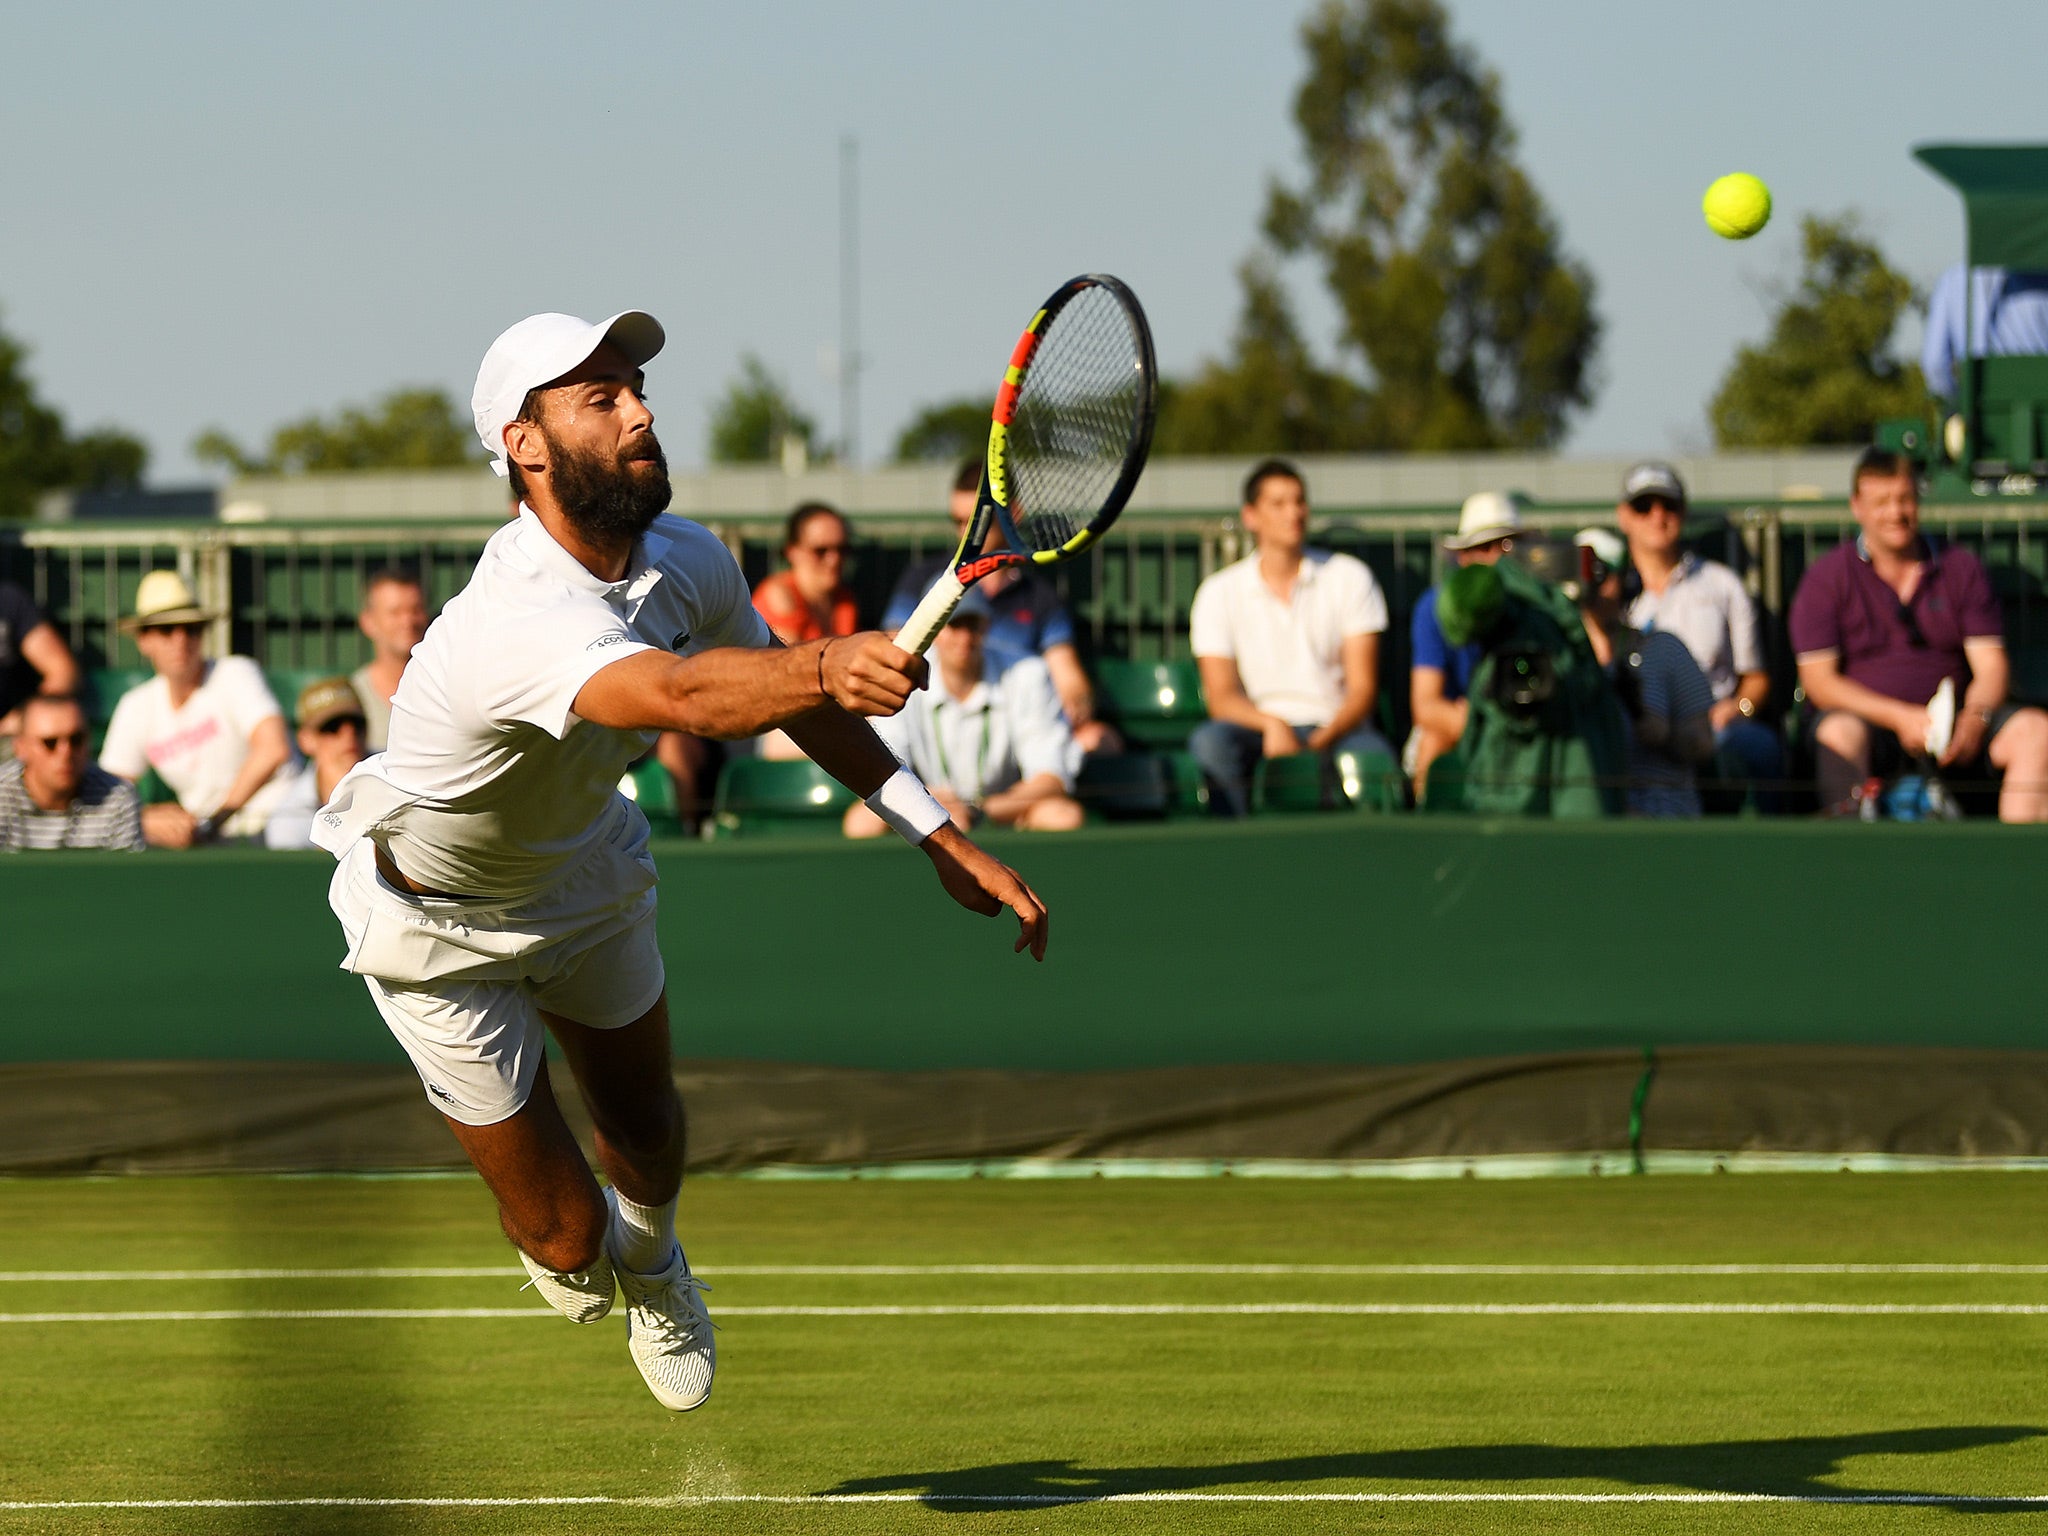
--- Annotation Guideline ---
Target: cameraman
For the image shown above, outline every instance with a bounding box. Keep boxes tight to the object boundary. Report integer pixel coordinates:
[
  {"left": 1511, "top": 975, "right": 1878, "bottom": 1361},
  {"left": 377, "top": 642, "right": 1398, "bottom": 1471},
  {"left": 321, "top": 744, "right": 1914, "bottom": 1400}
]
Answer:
[{"left": 1574, "top": 529, "right": 1714, "bottom": 817}]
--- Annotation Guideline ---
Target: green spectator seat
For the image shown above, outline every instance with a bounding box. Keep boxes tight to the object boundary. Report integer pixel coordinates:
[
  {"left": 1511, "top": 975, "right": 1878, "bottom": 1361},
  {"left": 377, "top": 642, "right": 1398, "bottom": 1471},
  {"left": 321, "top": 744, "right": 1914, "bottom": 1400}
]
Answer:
[
  {"left": 1158, "top": 749, "right": 1211, "bottom": 817},
  {"left": 1420, "top": 744, "right": 1470, "bottom": 813},
  {"left": 85, "top": 668, "right": 151, "bottom": 724},
  {"left": 1334, "top": 747, "right": 1405, "bottom": 813},
  {"left": 1254, "top": 753, "right": 1341, "bottom": 813},
  {"left": 619, "top": 757, "right": 685, "bottom": 839},
  {"left": 1074, "top": 752, "right": 1172, "bottom": 822},
  {"left": 710, "top": 757, "right": 856, "bottom": 839},
  {"left": 1095, "top": 659, "right": 1206, "bottom": 749}
]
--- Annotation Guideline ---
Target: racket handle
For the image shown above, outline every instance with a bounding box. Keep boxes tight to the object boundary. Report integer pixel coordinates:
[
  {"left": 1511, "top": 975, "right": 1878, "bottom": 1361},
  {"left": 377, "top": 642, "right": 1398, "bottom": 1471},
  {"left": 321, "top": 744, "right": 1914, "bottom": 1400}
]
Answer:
[{"left": 893, "top": 570, "right": 968, "bottom": 658}]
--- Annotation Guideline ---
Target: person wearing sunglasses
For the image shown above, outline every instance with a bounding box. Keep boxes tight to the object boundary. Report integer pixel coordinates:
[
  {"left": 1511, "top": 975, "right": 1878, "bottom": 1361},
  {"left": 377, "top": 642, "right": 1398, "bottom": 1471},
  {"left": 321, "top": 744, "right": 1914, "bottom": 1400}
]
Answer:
[
  {"left": 1790, "top": 448, "right": 2048, "bottom": 821},
  {"left": 100, "top": 571, "right": 292, "bottom": 847},
  {"left": 0, "top": 694, "right": 144, "bottom": 851},
  {"left": 0, "top": 578, "right": 80, "bottom": 760},
  {"left": 1615, "top": 461, "right": 1782, "bottom": 813},
  {"left": 263, "top": 677, "right": 370, "bottom": 851}
]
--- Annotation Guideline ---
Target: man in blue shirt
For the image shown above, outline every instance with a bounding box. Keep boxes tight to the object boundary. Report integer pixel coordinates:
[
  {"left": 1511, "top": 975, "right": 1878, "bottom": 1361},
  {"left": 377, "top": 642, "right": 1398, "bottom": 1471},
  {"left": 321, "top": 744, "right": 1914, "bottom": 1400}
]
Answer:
[
  {"left": 1921, "top": 265, "right": 2048, "bottom": 400},
  {"left": 884, "top": 457, "right": 1114, "bottom": 751},
  {"left": 1407, "top": 491, "right": 1527, "bottom": 790}
]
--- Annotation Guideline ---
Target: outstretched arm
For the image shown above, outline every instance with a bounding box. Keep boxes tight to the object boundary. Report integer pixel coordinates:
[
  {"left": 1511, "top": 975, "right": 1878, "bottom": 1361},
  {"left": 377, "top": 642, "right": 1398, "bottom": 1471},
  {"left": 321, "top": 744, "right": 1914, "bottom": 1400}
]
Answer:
[
  {"left": 573, "top": 633, "right": 924, "bottom": 739},
  {"left": 784, "top": 703, "right": 1050, "bottom": 961}
]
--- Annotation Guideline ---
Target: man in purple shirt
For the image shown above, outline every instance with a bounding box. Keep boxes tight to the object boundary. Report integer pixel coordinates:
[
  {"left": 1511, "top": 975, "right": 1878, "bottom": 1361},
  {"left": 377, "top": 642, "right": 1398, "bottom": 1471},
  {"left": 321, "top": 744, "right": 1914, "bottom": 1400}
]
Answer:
[{"left": 1789, "top": 448, "right": 2048, "bottom": 821}]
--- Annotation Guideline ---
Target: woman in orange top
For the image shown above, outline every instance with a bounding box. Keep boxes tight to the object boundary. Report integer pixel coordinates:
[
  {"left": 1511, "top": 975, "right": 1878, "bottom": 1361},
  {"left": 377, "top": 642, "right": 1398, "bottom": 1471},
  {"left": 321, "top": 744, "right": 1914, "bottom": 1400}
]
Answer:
[{"left": 753, "top": 502, "right": 858, "bottom": 644}]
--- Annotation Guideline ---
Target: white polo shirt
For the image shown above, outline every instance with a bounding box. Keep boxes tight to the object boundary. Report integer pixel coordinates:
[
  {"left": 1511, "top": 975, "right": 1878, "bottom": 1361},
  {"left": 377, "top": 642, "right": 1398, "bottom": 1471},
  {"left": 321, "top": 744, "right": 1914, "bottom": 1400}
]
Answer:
[
  {"left": 871, "top": 655, "right": 1079, "bottom": 803},
  {"left": 1625, "top": 554, "right": 1763, "bottom": 703},
  {"left": 312, "top": 507, "right": 770, "bottom": 901},
  {"left": 100, "top": 656, "right": 290, "bottom": 838},
  {"left": 1187, "top": 550, "right": 1387, "bottom": 726}
]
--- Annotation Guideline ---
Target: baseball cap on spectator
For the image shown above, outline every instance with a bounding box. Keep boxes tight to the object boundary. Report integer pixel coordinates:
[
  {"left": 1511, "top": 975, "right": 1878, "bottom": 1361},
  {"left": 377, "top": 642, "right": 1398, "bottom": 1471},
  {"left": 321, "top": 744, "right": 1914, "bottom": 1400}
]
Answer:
[
  {"left": 1574, "top": 527, "right": 1629, "bottom": 586},
  {"left": 1621, "top": 461, "right": 1687, "bottom": 509},
  {"left": 119, "top": 570, "right": 218, "bottom": 631},
  {"left": 1444, "top": 490, "right": 1529, "bottom": 551},
  {"left": 945, "top": 586, "right": 996, "bottom": 627},
  {"left": 472, "top": 311, "right": 666, "bottom": 479},
  {"left": 295, "top": 676, "right": 366, "bottom": 731}
]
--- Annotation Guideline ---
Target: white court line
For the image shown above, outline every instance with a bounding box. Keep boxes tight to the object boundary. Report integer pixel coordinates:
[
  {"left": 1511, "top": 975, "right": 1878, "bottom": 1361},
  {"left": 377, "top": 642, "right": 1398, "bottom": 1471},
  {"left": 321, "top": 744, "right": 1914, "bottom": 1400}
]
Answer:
[
  {"left": 11, "top": 1302, "right": 2048, "bottom": 1323},
  {"left": 13, "top": 1262, "right": 2048, "bottom": 1282},
  {"left": 5, "top": 1492, "right": 2048, "bottom": 1508}
]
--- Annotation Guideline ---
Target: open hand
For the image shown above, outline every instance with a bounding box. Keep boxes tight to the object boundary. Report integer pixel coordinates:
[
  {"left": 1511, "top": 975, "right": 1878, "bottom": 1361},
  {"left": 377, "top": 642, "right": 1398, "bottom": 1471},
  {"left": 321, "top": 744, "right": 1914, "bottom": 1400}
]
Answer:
[
  {"left": 922, "top": 824, "right": 1049, "bottom": 961},
  {"left": 820, "top": 634, "right": 929, "bottom": 717}
]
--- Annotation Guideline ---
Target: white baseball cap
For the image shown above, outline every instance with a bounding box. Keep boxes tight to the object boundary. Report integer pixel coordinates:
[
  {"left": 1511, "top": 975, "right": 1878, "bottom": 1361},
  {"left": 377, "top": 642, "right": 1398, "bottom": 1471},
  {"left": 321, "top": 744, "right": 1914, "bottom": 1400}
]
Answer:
[
  {"left": 472, "top": 311, "right": 665, "bottom": 478},
  {"left": 1444, "top": 490, "right": 1529, "bottom": 551}
]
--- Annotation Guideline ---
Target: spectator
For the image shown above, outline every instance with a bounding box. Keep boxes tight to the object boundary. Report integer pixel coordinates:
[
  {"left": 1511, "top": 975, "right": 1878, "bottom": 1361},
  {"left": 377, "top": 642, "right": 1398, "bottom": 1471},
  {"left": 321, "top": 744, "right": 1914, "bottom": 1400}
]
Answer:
[
  {"left": 0, "top": 578, "right": 81, "bottom": 757},
  {"left": 1921, "top": 265, "right": 2048, "bottom": 400},
  {"left": 1408, "top": 490, "right": 1526, "bottom": 791},
  {"left": 1790, "top": 448, "right": 2048, "bottom": 821},
  {"left": 754, "top": 502, "right": 858, "bottom": 645},
  {"left": 1614, "top": 461, "right": 1783, "bottom": 812},
  {"left": 264, "top": 677, "right": 369, "bottom": 851},
  {"left": 100, "top": 571, "right": 292, "bottom": 847},
  {"left": 884, "top": 456, "right": 1116, "bottom": 752},
  {"left": 750, "top": 502, "right": 861, "bottom": 762},
  {"left": 350, "top": 568, "right": 430, "bottom": 752},
  {"left": 0, "top": 694, "right": 144, "bottom": 851},
  {"left": 1575, "top": 528, "right": 1715, "bottom": 818},
  {"left": 844, "top": 589, "right": 1083, "bottom": 837},
  {"left": 1188, "top": 458, "right": 1392, "bottom": 816}
]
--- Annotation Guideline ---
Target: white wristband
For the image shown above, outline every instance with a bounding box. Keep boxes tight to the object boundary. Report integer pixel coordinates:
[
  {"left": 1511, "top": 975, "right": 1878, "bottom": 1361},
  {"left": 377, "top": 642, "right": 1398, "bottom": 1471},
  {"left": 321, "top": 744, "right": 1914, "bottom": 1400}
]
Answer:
[{"left": 865, "top": 766, "right": 951, "bottom": 845}]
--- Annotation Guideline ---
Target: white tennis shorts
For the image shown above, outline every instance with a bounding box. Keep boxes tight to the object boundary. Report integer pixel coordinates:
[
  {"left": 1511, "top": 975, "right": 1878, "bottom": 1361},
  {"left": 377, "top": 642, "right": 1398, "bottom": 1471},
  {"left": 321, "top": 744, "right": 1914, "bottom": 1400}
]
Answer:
[{"left": 326, "top": 797, "right": 666, "bottom": 1126}]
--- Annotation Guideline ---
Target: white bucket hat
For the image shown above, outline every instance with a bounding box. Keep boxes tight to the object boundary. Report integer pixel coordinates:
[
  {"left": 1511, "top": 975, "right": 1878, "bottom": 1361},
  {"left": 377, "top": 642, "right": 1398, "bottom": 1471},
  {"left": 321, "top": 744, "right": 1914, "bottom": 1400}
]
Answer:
[
  {"left": 1444, "top": 490, "right": 1529, "bottom": 551},
  {"left": 471, "top": 311, "right": 665, "bottom": 478}
]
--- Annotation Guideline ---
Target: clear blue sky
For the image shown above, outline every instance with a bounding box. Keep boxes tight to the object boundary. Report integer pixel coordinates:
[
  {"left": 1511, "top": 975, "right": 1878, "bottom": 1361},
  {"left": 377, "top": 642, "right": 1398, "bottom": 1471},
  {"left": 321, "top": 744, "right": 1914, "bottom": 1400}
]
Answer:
[{"left": 4, "top": 0, "right": 2045, "bottom": 485}]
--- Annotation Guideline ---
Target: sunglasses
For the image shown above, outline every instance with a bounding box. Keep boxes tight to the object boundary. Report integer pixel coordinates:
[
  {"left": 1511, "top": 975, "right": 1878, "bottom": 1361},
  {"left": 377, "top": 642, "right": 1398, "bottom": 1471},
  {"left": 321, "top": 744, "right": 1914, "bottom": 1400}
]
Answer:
[
  {"left": 314, "top": 715, "right": 367, "bottom": 736},
  {"left": 1627, "top": 495, "right": 1684, "bottom": 515},
  {"left": 797, "top": 542, "right": 849, "bottom": 557},
  {"left": 139, "top": 623, "right": 204, "bottom": 638},
  {"left": 34, "top": 731, "right": 87, "bottom": 751}
]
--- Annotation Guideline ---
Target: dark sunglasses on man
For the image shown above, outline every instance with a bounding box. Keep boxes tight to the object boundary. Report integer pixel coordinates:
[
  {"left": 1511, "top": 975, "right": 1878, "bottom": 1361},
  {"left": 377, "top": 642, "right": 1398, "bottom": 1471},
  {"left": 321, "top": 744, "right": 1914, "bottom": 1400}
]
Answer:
[
  {"left": 1627, "top": 495, "right": 1684, "bottom": 516},
  {"left": 314, "top": 715, "right": 368, "bottom": 737},
  {"left": 35, "top": 730, "right": 88, "bottom": 752},
  {"left": 139, "top": 623, "right": 205, "bottom": 638}
]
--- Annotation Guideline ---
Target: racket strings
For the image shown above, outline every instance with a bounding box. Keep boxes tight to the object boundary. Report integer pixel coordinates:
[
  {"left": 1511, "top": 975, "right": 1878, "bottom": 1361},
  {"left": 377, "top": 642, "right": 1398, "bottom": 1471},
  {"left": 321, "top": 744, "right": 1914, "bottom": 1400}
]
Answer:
[{"left": 1004, "top": 286, "right": 1145, "bottom": 554}]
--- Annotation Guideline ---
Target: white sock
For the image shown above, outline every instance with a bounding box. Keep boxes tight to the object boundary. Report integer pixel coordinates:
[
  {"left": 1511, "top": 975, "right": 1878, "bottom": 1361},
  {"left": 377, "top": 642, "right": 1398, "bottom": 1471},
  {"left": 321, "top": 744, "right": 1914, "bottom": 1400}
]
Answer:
[{"left": 609, "top": 1188, "right": 678, "bottom": 1275}]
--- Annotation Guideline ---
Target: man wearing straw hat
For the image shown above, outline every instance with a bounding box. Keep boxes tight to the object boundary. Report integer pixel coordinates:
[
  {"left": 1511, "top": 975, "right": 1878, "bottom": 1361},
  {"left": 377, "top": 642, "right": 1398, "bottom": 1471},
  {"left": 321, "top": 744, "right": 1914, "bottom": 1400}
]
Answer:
[
  {"left": 1406, "top": 490, "right": 1528, "bottom": 791},
  {"left": 99, "top": 570, "right": 291, "bottom": 847}
]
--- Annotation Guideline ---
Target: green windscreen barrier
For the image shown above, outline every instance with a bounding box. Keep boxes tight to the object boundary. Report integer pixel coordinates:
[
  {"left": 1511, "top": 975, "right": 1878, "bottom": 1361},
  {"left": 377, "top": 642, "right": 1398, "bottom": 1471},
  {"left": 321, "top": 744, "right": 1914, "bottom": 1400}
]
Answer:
[{"left": 2, "top": 819, "right": 2044, "bottom": 1069}]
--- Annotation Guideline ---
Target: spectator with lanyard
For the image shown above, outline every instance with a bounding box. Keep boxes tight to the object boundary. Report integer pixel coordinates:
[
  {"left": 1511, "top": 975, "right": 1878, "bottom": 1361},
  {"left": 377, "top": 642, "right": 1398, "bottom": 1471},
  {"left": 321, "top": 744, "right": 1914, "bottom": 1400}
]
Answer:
[{"left": 845, "top": 587, "right": 1082, "bottom": 837}]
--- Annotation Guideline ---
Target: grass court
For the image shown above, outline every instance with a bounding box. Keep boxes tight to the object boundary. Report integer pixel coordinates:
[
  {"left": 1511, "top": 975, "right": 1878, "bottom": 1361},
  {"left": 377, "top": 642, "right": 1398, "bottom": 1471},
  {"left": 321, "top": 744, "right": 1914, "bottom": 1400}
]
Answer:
[{"left": 3, "top": 1172, "right": 2047, "bottom": 1534}]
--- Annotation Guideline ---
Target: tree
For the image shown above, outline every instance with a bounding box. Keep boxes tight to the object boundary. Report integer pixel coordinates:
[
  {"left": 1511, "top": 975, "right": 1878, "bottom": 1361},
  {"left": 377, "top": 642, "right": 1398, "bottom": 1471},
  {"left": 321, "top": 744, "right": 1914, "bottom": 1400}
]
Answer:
[
  {"left": 891, "top": 397, "right": 992, "bottom": 463},
  {"left": 1161, "top": 0, "right": 1600, "bottom": 455},
  {"left": 706, "top": 355, "right": 827, "bottom": 466},
  {"left": 0, "top": 313, "right": 147, "bottom": 518},
  {"left": 1709, "top": 214, "right": 1931, "bottom": 448},
  {"left": 193, "top": 388, "right": 481, "bottom": 475}
]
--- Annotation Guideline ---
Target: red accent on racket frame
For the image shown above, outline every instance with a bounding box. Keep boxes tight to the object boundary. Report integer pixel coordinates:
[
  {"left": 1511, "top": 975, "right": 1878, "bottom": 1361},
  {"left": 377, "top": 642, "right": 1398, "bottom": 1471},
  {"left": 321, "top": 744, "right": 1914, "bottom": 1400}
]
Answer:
[{"left": 956, "top": 553, "right": 1026, "bottom": 584}]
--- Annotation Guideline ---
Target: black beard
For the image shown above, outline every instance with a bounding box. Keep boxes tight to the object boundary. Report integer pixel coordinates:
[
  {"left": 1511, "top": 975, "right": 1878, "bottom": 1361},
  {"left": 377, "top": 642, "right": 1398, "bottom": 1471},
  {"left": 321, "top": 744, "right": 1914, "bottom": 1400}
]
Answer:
[{"left": 549, "top": 433, "right": 672, "bottom": 544}]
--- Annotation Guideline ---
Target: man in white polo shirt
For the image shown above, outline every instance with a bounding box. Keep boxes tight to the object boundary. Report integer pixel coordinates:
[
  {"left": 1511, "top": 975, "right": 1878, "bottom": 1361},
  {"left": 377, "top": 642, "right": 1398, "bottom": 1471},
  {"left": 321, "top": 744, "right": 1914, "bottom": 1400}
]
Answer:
[
  {"left": 1187, "top": 458, "right": 1391, "bottom": 815},
  {"left": 313, "top": 310, "right": 1047, "bottom": 1414},
  {"left": 1615, "top": 460, "right": 1783, "bottom": 811}
]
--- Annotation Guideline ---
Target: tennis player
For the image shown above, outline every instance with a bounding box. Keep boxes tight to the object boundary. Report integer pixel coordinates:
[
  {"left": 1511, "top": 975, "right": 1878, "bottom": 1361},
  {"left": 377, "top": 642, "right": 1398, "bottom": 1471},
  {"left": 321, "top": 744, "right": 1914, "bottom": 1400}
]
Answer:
[{"left": 312, "top": 310, "right": 1047, "bottom": 1412}]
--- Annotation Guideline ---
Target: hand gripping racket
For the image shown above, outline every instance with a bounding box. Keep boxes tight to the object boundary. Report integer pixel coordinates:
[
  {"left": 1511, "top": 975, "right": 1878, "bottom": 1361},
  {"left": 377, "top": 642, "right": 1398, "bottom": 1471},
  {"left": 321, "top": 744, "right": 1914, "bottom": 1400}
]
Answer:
[{"left": 893, "top": 273, "right": 1157, "bottom": 655}]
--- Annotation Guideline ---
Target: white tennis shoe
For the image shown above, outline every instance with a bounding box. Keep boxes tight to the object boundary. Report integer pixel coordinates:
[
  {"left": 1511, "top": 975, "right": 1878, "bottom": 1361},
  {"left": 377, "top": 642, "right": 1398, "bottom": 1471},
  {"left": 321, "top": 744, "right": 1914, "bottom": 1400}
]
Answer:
[
  {"left": 515, "top": 1191, "right": 618, "bottom": 1324},
  {"left": 613, "top": 1243, "right": 717, "bottom": 1411}
]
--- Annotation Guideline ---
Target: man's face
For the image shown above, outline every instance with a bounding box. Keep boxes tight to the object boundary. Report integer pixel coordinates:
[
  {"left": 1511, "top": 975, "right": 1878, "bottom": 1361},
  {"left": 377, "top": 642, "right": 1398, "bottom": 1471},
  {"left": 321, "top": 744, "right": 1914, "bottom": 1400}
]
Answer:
[
  {"left": 18, "top": 700, "right": 88, "bottom": 804},
  {"left": 514, "top": 342, "right": 671, "bottom": 543},
  {"left": 1456, "top": 537, "right": 1512, "bottom": 568},
  {"left": 1243, "top": 475, "right": 1309, "bottom": 554},
  {"left": 935, "top": 615, "right": 986, "bottom": 675},
  {"left": 299, "top": 713, "right": 366, "bottom": 776},
  {"left": 359, "top": 580, "right": 428, "bottom": 663},
  {"left": 1617, "top": 495, "right": 1685, "bottom": 559},
  {"left": 134, "top": 622, "right": 206, "bottom": 686},
  {"left": 1851, "top": 471, "right": 1921, "bottom": 557}
]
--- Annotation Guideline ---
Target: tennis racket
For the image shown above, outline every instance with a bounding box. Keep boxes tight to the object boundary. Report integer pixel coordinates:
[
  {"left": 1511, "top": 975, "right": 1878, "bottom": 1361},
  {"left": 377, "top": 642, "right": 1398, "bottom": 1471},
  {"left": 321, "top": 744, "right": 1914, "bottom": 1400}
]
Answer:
[{"left": 893, "top": 273, "right": 1157, "bottom": 656}]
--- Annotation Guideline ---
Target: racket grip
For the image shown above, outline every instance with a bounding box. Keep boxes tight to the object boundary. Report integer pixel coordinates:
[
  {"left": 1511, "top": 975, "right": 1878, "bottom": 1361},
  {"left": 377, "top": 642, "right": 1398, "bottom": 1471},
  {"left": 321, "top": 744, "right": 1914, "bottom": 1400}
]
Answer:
[{"left": 893, "top": 570, "right": 968, "bottom": 658}]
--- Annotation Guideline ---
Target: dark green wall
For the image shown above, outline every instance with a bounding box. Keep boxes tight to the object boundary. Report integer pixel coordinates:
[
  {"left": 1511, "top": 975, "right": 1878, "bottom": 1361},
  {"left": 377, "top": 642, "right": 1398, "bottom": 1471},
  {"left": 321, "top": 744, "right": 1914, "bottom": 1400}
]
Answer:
[{"left": 3, "top": 820, "right": 2041, "bottom": 1069}]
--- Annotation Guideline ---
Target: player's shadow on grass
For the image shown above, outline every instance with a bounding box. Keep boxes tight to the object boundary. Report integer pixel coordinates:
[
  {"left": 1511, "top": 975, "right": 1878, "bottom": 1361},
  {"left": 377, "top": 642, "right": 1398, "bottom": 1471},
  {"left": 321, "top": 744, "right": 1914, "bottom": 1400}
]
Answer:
[{"left": 825, "top": 1426, "right": 2046, "bottom": 1512}]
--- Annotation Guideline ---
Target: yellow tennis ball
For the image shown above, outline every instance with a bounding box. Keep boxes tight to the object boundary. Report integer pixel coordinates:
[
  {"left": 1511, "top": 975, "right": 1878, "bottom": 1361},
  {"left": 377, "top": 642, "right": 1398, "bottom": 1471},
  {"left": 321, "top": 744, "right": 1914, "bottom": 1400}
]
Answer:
[{"left": 1703, "top": 173, "right": 1772, "bottom": 240}]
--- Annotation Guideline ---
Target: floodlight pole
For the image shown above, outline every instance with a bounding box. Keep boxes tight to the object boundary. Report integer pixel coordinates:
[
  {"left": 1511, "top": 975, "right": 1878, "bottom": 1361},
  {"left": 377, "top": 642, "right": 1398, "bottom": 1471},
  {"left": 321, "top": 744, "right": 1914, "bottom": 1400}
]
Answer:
[{"left": 839, "top": 134, "right": 861, "bottom": 468}]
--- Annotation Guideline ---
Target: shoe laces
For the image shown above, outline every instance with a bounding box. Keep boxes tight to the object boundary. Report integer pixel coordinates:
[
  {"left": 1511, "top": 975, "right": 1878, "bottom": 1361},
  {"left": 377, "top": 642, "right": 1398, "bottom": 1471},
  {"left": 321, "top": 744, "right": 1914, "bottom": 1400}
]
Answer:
[{"left": 633, "top": 1267, "right": 719, "bottom": 1346}]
